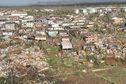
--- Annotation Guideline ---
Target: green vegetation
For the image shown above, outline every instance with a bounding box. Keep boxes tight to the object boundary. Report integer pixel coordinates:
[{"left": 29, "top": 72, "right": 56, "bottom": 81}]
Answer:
[
  {"left": 95, "top": 66, "right": 126, "bottom": 84},
  {"left": 28, "top": 10, "right": 50, "bottom": 17},
  {"left": 46, "top": 45, "right": 60, "bottom": 53},
  {"left": 0, "top": 36, "right": 4, "bottom": 41},
  {"left": 46, "top": 55, "right": 85, "bottom": 80},
  {"left": 53, "top": 8, "right": 74, "bottom": 16},
  {"left": 0, "top": 42, "right": 9, "bottom": 49},
  {"left": 9, "top": 39, "right": 22, "bottom": 46},
  {"left": 0, "top": 77, "right": 6, "bottom": 84},
  {"left": 0, "top": 76, "right": 23, "bottom": 84},
  {"left": 28, "top": 7, "right": 74, "bottom": 17}
]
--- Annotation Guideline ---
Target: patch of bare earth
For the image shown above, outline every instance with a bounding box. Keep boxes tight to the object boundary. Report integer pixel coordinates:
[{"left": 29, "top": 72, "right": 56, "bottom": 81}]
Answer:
[{"left": 60, "top": 73, "right": 109, "bottom": 84}]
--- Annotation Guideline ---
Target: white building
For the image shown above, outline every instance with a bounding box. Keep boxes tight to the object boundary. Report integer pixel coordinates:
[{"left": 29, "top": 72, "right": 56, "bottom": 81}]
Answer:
[
  {"left": 5, "top": 23, "right": 16, "bottom": 30},
  {"left": 24, "top": 15, "right": 34, "bottom": 21},
  {"left": 11, "top": 12, "right": 28, "bottom": 18},
  {"left": 75, "top": 9, "right": 79, "bottom": 14},
  {"left": 61, "top": 38, "right": 73, "bottom": 50},
  {"left": 22, "top": 20, "right": 34, "bottom": 28},
  {"left": 61, "top": 41, "right": 73, "bottom": 50},
  {"left": 2, "top": 31, "right": 13, "bottom": 36},
  {"left": 35, "top": 35, "right": 46, "bottom": 41},
  {"left": 0, "top": 12, "right": 4, "bottom": 16}
]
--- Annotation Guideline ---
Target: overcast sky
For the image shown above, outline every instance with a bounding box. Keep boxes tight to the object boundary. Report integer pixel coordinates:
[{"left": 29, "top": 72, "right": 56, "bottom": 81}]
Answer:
[{"left": 0, "top": 0, "right": 126, "bottom": 6}]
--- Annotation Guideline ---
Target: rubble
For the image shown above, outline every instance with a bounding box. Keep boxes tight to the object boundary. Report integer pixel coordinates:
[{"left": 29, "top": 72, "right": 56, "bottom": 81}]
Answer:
[
  {"left": 0, "top": 6, "right": 126, "bottom": 78},
  {"left": 0, "top": 47, "right": 49, "bottom": 77}
]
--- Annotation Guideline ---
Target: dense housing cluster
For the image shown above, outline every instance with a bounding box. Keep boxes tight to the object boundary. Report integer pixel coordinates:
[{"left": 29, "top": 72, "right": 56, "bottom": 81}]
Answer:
[{"left": 0, "top": 6, "right": 126, "bottom": 84}]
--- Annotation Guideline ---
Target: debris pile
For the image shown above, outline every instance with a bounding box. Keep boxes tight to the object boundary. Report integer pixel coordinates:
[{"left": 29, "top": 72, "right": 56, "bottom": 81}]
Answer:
[{"left": 6, "top": 47, "right": 49, "bottom": 76}]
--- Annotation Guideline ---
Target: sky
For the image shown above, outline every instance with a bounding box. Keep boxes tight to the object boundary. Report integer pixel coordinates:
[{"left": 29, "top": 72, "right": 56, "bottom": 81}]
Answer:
[{"left": 0, "top": 0, "right": 126, "bottom": 6}]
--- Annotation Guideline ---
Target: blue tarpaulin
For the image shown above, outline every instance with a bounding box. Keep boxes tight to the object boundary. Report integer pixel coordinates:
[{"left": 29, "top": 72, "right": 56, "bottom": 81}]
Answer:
[{"left": 48, "top": 31, "right": 58, "bottom": 37}]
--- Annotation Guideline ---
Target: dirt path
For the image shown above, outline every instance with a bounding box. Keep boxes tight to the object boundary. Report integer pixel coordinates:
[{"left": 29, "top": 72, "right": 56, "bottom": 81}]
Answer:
[{"left": 92, "top": 67, "right": 114, "bottom": 72}]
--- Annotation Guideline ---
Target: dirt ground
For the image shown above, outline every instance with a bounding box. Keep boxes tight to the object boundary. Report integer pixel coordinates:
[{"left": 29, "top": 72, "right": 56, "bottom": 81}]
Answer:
[{"left": 60, "top": 73, "right": 109, "bottom": 84}]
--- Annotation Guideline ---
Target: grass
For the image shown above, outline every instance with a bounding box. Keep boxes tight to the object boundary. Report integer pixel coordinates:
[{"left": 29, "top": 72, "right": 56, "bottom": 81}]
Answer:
[
  {"left": 46, "top": 45, "right": 59, "bottom": 53},
  {"left": 95, "top": 66, "right": 126, "bottom": 84},
  {"left": 46, "top": 56, "right": 85, "bottom": 79},
  {"left": 0, "top": 77, "right": 6, "bottom": 84}
]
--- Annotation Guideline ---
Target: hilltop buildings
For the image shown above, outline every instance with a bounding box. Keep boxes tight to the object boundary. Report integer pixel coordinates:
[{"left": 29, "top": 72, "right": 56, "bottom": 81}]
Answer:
[{"left": 0, "top": 6, "right": 126, "bottom": 77}]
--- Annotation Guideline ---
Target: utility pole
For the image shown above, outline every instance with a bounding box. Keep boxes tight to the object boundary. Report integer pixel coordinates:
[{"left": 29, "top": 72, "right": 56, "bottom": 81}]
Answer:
[{"left": 10, "top": 68, "right": 14, "bottom": 84}]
